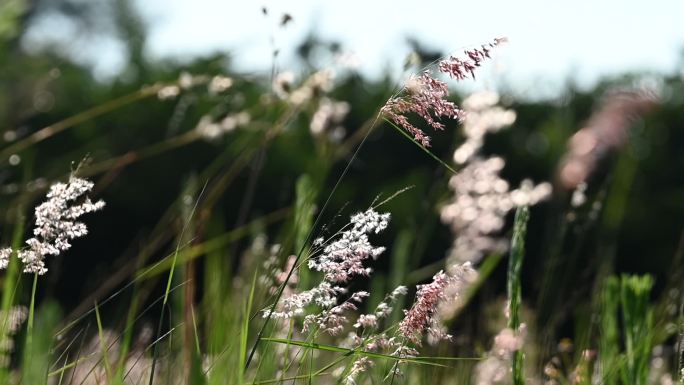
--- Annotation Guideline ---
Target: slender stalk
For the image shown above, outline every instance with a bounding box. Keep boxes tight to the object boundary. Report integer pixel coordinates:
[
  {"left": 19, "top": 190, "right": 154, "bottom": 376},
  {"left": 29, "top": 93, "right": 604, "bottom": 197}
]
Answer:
[
  {"left": 0, "top": 85, "right": 164, "bottom": 160},
  {"left": 22, "top": 272, "right": 39, "bottom": 382},
  {"left": 0, "top": 205, "right": 26, "bottom": 383},
  {"left": 619, "top": 275, "right": 654, "bottom": 385},
  {"left": 149, "top": 182, "right": 206, "bottom": 385},
  {"left": 383, "top": 118, "right": 457, "bottom": 175},
  {"left": 508, "top": 206, "right": 529, "bottom": 385},
  {"left": 244, "top": 113, "right": 383, "bottom": 369},
  {"left": 94, "top": 301, "right": 112, "bottom": 380}
]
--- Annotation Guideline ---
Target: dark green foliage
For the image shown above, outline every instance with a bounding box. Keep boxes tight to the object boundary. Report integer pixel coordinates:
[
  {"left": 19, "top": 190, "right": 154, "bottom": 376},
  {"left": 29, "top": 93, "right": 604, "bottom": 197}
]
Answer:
[
  {"left": 599, "top": 275, "right": 655, "bottom": 385},
  {"left": 619, "top": 275, "right": 654, "bottom": 385}
]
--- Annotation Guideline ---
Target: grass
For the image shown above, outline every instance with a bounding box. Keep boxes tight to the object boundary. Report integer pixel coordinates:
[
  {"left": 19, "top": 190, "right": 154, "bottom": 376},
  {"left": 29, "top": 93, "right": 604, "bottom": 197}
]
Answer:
[
  {"left": 0, "top": 35, "right": 681, "bottom": 385},
  {"left": 508, "top": 206, "right": 529, "bottom": 385}
]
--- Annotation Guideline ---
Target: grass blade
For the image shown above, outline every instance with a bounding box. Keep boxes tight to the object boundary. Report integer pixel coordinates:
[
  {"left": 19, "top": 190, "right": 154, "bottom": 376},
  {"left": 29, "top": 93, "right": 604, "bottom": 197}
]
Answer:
[
  {"left": 508, "top": 206, "right": 529, "bottom": 385},
  {"left": 261, "top": 338, "right": 480, "bottom": 367}
]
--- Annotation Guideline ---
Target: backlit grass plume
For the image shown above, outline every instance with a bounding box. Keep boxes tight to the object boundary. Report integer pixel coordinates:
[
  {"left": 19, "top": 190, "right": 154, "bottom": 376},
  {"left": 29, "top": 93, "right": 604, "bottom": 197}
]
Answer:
[
  {"left": 381, "top": 38, "right": 505, "bottom": 147},
  {"left": 263, "top": 208, "right": 390, "bottom": 335},
  {"left": 0, "top": 175, "right": 104, "bottom": 275}
]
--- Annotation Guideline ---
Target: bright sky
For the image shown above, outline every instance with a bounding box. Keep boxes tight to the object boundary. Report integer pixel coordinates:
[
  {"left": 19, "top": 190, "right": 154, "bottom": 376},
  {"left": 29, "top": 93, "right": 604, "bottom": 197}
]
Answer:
[
  {"left": 48, "top": 1, "right": 684, "bottom": 97},
  {"left": 136, "top": 0, "right": 684, "bottom": 96}
]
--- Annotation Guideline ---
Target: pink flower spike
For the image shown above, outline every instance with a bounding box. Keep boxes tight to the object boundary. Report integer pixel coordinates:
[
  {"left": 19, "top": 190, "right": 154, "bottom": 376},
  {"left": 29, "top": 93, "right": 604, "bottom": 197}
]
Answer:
[
  {"left": 381, "top": 38, "right": 503, "bottom": 147},
  {"left": 399, "top": 270, "right": 451, "bottom": 345}
]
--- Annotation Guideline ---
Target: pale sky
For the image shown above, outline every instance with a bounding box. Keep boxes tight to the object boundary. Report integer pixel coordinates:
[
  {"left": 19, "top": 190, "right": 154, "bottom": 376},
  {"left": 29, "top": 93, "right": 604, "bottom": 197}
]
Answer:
[
  {"left": 28, "top": 0, "right": 684, "bottom": 97},
  {"left": 137, "top": 0, "right": 684, "bottom": 96}
]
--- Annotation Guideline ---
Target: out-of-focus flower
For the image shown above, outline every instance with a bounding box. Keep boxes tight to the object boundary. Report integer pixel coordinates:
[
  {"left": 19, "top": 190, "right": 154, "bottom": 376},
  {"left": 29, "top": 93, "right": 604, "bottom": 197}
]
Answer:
[
  {"left": 195, "top": 112, "right": 251, "bottom": 140},
  {"left": 277, "top": 70, "right": 336, "bottom": 106},
  {"left": 441, "top": 156, "right": 551, "bottom": 264},
  {"left": 158, "top": 72, "right": 222, "bottom": 100},
  {"left": 441, "top": 92, "right": 552, "bottom": 264},
  {"left": 0, "top": 306, "right": 28, "bottom": 369},
  {"left": 221, "top": 112, "right": 251, "bottom": 132},
  {"left": 273, "top": 71, "right": 296, "bottom": 97},
  {"left": 474, "top": 325, "right": 526, "bottom": 385},
  {"left": 259, "top": 246, "right": 298, "bottom": 297},
  {"left": 195, "top": 116, "right": 221, "bottom": 139},
  {"left": 570, "top": 182, "right": 588, "bottom": 207},
  {"left": 453, "top": 91, "right": 516, "bottom": 164},
  {"left": 310, "top": 97, "right": 350, "bottom": 140},
  {"left": 558, "top": 89, "right": 657, "bottom": 189},
  {"left": 178, "top": 72, "right": 209, "bottom": 89},
  {"left": 157, "top": 85, "right": 180, "bottom": 100},
  {"left": 208, "top": 75, "right": 234, "bottom": 95}
]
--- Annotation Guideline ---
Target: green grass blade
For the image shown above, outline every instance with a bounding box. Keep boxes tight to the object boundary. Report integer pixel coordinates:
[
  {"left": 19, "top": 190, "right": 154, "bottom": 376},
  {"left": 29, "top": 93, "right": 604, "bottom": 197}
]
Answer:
[
  {"left": 620, "top": 274, "right": 654, "bottom": 385},
  {"left": 0, "top": 84, "right": 164, "bottom": 160},
  {"left": 25, "top": 273, "right": 39, "bottom": 360},
  {"left": 599, "top": 276, "right": 620, "bottom": 384},
  {"left": 163, "top": 181, "right": 206, "bottom": 306},
  {"left": 238, "top": 270, "right": 258, "bottom": 385},
  {"left": 94, "top": 301, "right": 112, "bottom": 380},
  {"left": 246, "top": 113, "right": 384, "bottom": 369},
  {"left": 22, "top": 301, "right": 61, "bottom": 385},
  {"left": 508, "top": 206, "right": 529, "bottom": 385},
  {"left": 383, "top": 118, "right": 457, "bottom": 175},
  {"left": 261, "top": 338, "right": 478, "bottom": 367}
]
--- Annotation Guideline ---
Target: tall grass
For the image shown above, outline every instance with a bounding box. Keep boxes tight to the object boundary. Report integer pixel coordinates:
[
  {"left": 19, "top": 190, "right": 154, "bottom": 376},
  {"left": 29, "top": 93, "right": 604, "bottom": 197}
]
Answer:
[
  {"left": 0, "top": 32, "right": 679, "bottom": 385},
  {"left": 507, "top": 206, "right": 529, "bottom": 385}
]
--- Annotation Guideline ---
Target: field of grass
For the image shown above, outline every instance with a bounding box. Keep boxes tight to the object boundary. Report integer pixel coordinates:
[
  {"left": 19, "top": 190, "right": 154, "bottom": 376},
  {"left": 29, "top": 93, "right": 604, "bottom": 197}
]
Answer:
[{"left": 1, "top": 6, "right": 683, "bottom": 385}]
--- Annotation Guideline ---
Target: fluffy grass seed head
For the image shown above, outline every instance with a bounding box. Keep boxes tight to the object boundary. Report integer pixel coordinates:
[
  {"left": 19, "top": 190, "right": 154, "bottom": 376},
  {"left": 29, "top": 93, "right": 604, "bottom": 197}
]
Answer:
[
  {"left": 558, "top": 88, "right": 657, "bottom": 189},
  {"left": 399, "top": 262, "right": 476, "bottom": 345},
  {"left": 353, "top": 285, "right": 408, "bottom": 329},
  {"left": 17, "top": 176, "right": 105, "bottom": 275},
  {"left": 441, "top": 91, "right": 552, "bottom": 264},
  {"left": 382, "top": 38, "right": 505, "bottom": 147},
  {"left": 263, "top": 208, "right": 390, "bottom": 336}
]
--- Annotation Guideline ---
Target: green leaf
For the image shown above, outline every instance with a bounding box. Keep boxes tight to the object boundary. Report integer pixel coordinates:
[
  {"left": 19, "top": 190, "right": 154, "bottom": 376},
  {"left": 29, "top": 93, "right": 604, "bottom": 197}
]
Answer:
[{"left": 261, "top": 338, "right": 480, "bottom": 367}]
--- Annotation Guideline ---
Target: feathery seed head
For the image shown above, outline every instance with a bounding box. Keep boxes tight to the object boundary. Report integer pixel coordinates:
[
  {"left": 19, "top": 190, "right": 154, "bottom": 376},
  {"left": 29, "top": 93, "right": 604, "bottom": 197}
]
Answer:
[
  {"left": 399, "top": 265, "right": 476, "bottom": 345},
  {"left": 263, "top": 208, "right": 390, "bottom": 336},
  {"left": 17, "top": 176, "right": 104, "bottom": 275},
  {"left": 382, "top": 38, "right": 503, "bottom": 147}
]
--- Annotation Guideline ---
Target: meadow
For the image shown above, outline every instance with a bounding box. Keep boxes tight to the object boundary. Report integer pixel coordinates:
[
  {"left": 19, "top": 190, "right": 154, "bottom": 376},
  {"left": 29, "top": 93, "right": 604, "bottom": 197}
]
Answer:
[{"left": 0, "top": 5, "right": 683, "bottom": 385}]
